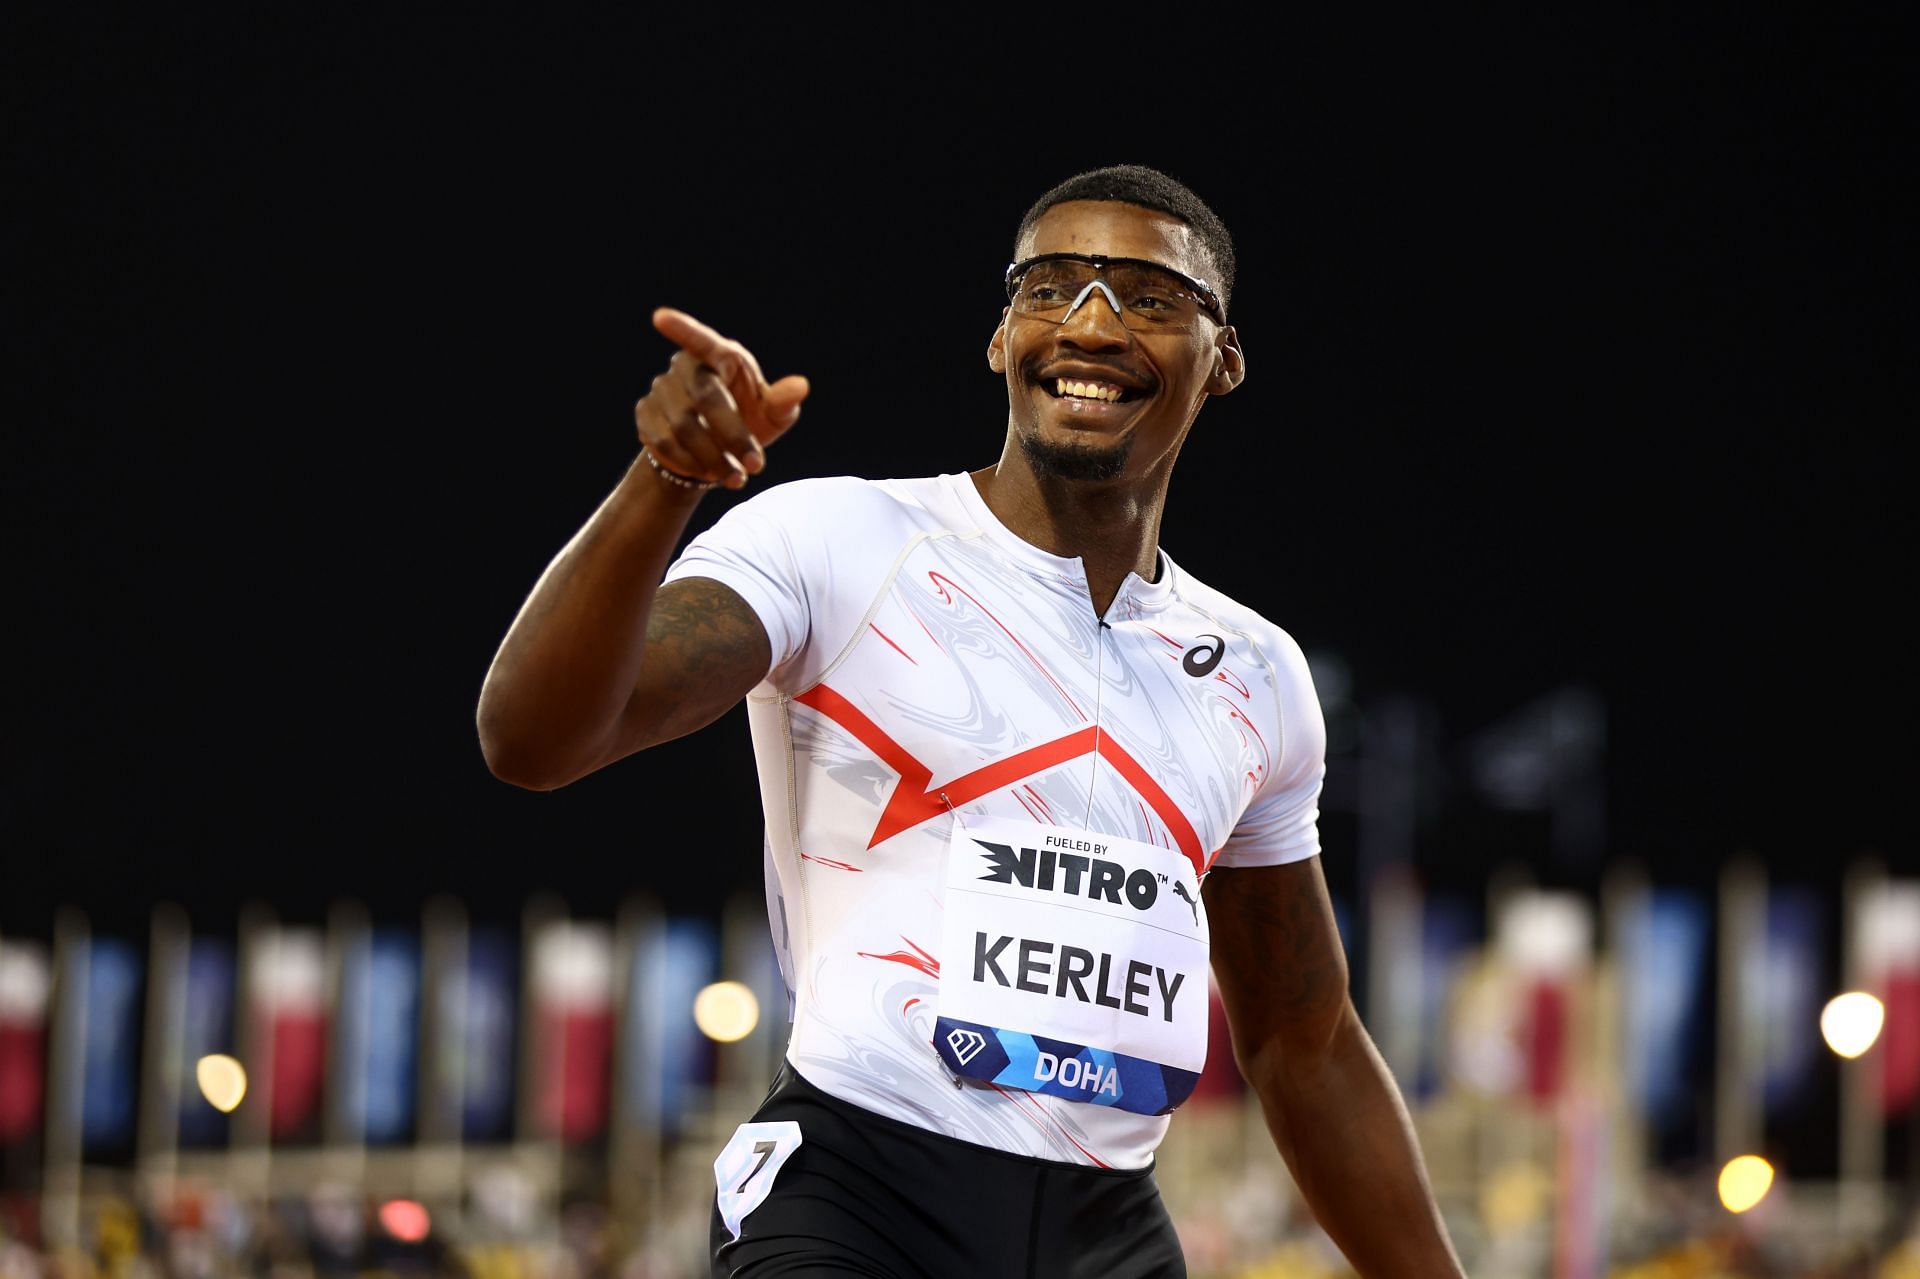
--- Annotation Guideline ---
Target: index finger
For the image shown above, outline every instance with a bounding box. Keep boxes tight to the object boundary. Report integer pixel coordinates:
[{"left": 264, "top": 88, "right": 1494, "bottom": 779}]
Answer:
[{"left": 652, "top": 307, "right": 766, "bottom": 394}]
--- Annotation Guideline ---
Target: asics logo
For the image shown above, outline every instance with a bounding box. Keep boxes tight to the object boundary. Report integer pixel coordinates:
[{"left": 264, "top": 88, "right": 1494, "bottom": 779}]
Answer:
[{"left": 1182, "top": 634, "right": 1225, "bottom": 677}]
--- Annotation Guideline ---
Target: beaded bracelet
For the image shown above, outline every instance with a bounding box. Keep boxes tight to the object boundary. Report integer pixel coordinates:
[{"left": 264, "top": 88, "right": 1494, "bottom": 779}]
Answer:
[{"left": 642, "top": 447, "right": 719, "bottom": 492}]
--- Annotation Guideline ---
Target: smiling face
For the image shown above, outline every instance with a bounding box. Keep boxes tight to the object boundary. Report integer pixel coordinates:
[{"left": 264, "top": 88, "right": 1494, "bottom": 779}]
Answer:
[{"left": 989, "top": 200, "right": 1243, "bottom": 484}]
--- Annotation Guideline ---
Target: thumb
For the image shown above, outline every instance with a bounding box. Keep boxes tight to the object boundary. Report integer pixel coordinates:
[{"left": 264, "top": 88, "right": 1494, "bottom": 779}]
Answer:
[{"left": 764, "top": 374, "right": 810, "bottom": 430}]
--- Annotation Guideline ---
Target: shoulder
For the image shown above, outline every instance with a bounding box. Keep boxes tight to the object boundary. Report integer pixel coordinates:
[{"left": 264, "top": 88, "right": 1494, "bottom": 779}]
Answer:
[
  {"left": 1164, "top": 556, "right": 1314, "bottom": 689},
  {"left": 719, "top": 473, "right": 896, "bottom": 518},
  {"left": 713, "top": 473, "right": 953, "bottom": 529}
]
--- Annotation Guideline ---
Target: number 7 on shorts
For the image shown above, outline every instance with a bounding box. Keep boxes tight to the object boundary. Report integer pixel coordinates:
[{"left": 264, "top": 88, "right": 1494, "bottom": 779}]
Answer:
[{"left": 713, "top": 1121, "right": 803, "bottom": 1239}]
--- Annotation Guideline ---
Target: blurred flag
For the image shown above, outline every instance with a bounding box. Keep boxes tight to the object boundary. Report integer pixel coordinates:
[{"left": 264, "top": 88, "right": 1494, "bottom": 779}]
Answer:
[
  {"left": 1447, "top": 947, "right": 1522, "bottom": 1098},
  {"left": 361, "top": 931, "right": 419, "bottom": 1144},
  {"left": 720, "top": 896, "right": 791, "bottom": 1090},
  {"left": 1498, "top": 891, "right": 1592, "bottom": 1106},
  {"left": 1415, "top": 894, "right": 1478, "bottom": 1100},
  {"left": 0, "top": 941, "right": 51, "bottom": 1145},
  {"left": 532, "top": 921, "right": 613, "bottom": 1141},
  {"left": 459, "top": 929, "right": 517, "bottom": 1142},
  {"left": 178, "top": 939, "right": 236, "bottom": 1146},
  {"left": 1759, "top": 889, "right": 1825, "bottom": 1115},
  {"left": 81, "top": 938, "right": 142, "bottom": 1152},
  {"left": 623, "top": 916, "right": 718, "bottom": 1139},
  {"left": 1555, "top": 1090, "right": 1606, "bottom": 1279},
  {"left": 1619, "top": 889, "right": 1710, "bottom": 1132},
  {"left": 1366, "top": 866, "right": 1423, "bottom": 1091},
  {"left": 1859, "top": 881, "right": 1920, "bottom": 1117},
  {"left": 252, "top": 928, "right": 327, "bottom": 1139}
]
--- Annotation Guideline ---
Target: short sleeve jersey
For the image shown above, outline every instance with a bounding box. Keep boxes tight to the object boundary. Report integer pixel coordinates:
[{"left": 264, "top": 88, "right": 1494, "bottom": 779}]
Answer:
[{"left": 664, "top": 472, "right": 1326, "bottom": 1169}]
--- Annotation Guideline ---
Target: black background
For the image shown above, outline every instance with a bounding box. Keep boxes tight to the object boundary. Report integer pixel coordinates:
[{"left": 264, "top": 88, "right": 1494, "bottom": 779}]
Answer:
[{"left": 4, "top": 13, "right": 1911, "bottom": 940}]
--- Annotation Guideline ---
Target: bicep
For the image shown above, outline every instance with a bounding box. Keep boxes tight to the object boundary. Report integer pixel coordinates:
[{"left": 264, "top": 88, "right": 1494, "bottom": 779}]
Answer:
[
  {"left": 611, "top": 576, "right": 773, "bottom": 758},
  {"left": 1203, "top": 858, "right": 1351, "bottom": 1067}
]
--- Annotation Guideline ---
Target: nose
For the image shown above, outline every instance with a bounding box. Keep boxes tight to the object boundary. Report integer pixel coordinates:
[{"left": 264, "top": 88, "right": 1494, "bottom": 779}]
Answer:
[{"left": 1057, "top": 279, "right": 1132, "bottom": 349}]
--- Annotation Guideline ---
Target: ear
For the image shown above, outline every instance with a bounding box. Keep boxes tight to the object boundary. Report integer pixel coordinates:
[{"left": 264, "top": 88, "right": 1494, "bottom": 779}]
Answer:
[
  {"left": 1207, "top": 325, "right": 1246, "bottom": 395},
  {"left": 987, "top": 309, "right": 1009, "bottom": 373}
]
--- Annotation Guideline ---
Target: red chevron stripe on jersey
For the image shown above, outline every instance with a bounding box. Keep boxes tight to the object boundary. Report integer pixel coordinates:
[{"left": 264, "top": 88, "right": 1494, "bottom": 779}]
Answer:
[{"left": 793, "top": 683, "right": 1208, "bottom": 876}]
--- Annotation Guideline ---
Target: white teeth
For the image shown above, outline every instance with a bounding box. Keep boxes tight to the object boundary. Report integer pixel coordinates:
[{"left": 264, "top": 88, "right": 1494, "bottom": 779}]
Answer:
[{"left": 1054, "top": 379, "right": 1124, "bottom": 402}]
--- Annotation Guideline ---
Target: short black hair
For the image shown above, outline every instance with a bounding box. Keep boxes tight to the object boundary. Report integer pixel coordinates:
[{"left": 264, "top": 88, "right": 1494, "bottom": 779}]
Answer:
[{"left": 1014, "top": 164, "right": 1236, "bottom": 319}]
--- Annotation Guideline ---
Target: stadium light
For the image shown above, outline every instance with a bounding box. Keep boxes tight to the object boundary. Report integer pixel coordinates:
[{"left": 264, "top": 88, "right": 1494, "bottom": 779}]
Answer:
[
  {"left": 693, "top": 980, "right": 759, "bottom": 1043},
  {"left": 194, "top": 1054, "right": 247, "bottom": 1113},
  {"left": 1820, "top": 991, "right": 1886, "bottom": 1058},
  {"left": 1717, "top": 1155, "right": 1774, "bottom": 1214}
]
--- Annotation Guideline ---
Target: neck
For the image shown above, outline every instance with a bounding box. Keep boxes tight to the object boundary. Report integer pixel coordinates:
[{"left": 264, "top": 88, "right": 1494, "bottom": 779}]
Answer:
[{"left": 970, "top": 446, "right": 1171, "bottom": 617}]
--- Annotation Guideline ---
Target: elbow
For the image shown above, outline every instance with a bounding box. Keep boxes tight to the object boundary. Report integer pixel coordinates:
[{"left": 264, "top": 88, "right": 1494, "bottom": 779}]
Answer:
[
  {"left": 484, "top": 755, "right": 568, "bottom": 792},
  {"left": 479, "top": 739, "right": 565, "bottom": 792},
  {"left": 1234, "top": 994, "right": 1357, "bottom": 1094},
  {"left": 476, "top": 706, "right": 577, "bottom": 793}
]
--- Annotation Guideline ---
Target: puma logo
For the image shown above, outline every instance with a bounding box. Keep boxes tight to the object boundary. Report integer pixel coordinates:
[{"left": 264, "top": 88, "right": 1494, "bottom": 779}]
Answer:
[{"left": 1172, "top": 880, "right": 1200, "bottom": 925}]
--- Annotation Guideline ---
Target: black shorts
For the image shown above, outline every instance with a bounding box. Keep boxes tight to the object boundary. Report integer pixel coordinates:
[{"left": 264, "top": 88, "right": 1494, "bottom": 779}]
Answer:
[{"left": 710, "top": 1061, "right": 1186, "bottom": 1278}]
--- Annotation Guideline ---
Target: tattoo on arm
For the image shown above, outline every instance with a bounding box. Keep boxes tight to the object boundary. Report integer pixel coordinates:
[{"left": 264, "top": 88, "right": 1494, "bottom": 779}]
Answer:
[
  {"left": 1208, "top": 863, "right": 1349, "bottom": 1030},
  {"left": 630, "top": 577, "right": 773, "bottom": 747}
]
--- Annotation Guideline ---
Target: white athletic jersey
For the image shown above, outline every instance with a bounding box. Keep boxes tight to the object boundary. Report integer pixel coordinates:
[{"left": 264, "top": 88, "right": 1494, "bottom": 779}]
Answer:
[{"left": 663, "top": 472, "right": 1326, "bottom": 1169}]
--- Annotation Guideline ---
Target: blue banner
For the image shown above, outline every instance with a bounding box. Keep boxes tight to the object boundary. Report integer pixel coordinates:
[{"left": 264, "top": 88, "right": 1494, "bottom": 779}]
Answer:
[
  {"left": 1622, "top": 889, "right": 1710, "bottom": 1130},
  {"left": 1416, "top": 894, "right": 1478, "bottom": 1100},
  {"left": 81, "top": 939, "right": 141, "bottom": 1152},
  {"left": 461, "top": 930, "right": 516, "bottom": 1142},
  {"left": 624, "top": 917, "right": 717, "bottom": 1138},
  {"left": 363, "top": 931, "right": 419, "bottom": 1144},
  {"left": 933, "top": 1016, "right": 1197, "bottom": 1115},
  {"left": 178, "top": 940, "right": 235, "bottom": 1146},
  {"left": 1761, "top": 889, "right": 1824, "bottom": 1114}
]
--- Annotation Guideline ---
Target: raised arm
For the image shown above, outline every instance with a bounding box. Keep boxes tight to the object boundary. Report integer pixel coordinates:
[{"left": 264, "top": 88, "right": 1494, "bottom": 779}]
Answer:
[
  {"left": 1204, "top": 859, "right": 1465, "bottom": 1278},
  {"left": 476, "top": 309, "right": 808, "bottom": 790}
]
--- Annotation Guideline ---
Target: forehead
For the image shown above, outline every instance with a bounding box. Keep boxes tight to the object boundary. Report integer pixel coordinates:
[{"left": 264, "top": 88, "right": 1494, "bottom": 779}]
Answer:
[{"left": 1019, "top": 200, "right": 1209, "bottom": 279}]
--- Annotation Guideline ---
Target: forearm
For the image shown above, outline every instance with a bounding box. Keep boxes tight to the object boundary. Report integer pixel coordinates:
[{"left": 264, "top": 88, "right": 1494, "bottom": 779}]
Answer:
[
  {"left": 1245, "top": 1006, "right": 1463, "bottom": 1277},
  {"left": 477, "top": 454, "right": 704, "bottom": 788}
]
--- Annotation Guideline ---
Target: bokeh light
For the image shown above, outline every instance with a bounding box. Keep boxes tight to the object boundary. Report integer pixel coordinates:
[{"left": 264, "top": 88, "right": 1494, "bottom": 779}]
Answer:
[
  {"left": 194, "top": 1054, "right": 247, "bottom": 1113},
  {"left": 692, "top": 980, "right": 759, "bottom": 1043},
  {"left": 1480, "top": 1161, "right": 1551, "bottom": 1236},
  {"left": 1819, "top": 991, "right": 1886, "bottom": 1058},
  {"left": 1717, "top": 1156, "right": 1775, "bottom": 1214},
  {"left": 378, "top": 1199, "right": 431, "bottom": 1242}
]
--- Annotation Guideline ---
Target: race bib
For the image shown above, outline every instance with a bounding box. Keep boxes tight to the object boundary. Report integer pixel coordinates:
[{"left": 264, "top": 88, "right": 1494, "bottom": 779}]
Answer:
[{"left": 933, "top": 816, "right": 1209, "bottom": 1115}]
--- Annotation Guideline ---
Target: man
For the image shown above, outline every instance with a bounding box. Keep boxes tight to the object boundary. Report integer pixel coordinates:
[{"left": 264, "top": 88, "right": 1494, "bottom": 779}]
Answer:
[{"left": 478, "top": 164, "right": 1464, "bottom": 1277}]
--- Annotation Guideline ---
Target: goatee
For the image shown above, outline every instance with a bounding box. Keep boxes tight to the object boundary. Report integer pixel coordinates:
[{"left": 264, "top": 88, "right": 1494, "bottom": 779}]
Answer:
[{"left": 1015, "top": 427, "right": 1131, "bottom": 482}]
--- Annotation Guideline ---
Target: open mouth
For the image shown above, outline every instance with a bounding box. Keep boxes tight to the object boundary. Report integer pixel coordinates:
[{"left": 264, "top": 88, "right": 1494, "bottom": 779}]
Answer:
[{"left": 1041, "top": 377, "right": 1147, "bottom": 404}]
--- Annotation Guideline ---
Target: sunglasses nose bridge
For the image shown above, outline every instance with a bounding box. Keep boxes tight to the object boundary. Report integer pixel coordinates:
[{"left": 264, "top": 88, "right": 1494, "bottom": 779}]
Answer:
[{"left": 1061, "top": 277, "right": 1128, "bottom": 327}]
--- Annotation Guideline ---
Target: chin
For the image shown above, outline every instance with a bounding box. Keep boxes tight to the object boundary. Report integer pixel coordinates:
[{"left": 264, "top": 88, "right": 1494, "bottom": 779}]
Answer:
[{"left": 1017, "top": 427, "right": 1132, "bottom": 483}]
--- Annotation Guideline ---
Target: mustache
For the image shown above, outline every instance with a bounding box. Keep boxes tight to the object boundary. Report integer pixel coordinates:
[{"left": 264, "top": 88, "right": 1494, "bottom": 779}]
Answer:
[{"left": 1026, "top": 359, "right": 1153, "bottom": 389}]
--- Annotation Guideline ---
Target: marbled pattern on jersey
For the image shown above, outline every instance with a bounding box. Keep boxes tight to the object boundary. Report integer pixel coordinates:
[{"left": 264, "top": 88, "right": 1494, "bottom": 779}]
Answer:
[{"left": 668, "top": 473, "right": 1326, "bottom": 1168}]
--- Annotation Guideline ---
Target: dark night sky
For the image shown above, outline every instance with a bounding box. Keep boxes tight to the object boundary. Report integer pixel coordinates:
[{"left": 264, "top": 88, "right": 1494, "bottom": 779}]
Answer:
[{"left": 4, "top": 14, "right": 1911, "bottom": 938}]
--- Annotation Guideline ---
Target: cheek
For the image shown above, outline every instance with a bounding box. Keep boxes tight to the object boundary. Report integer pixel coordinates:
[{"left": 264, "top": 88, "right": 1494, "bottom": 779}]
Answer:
[{"left": 1152, "top": 338, "right": 1215, "bottom": 391}]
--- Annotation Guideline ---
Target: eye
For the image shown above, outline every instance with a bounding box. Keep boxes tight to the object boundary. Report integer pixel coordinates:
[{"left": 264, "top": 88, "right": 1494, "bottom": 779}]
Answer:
[{"left": 1127, "top": 291, "right": 1194, "bottom": 321}]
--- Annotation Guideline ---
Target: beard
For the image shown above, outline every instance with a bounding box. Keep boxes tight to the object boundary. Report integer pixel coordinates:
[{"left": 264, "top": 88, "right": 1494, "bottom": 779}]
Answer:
[{"left": 1014, "top": 423, "right": 1132, "bottom": 482}]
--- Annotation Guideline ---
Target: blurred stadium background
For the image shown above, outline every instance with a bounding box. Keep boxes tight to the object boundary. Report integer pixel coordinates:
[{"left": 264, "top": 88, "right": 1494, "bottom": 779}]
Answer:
[
  {"left": 3, "top": 683, "right": 1915, "bottom": 1278},
  {"left": 7, "top": 11, "right": 1911, "bottom": 1279}
]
